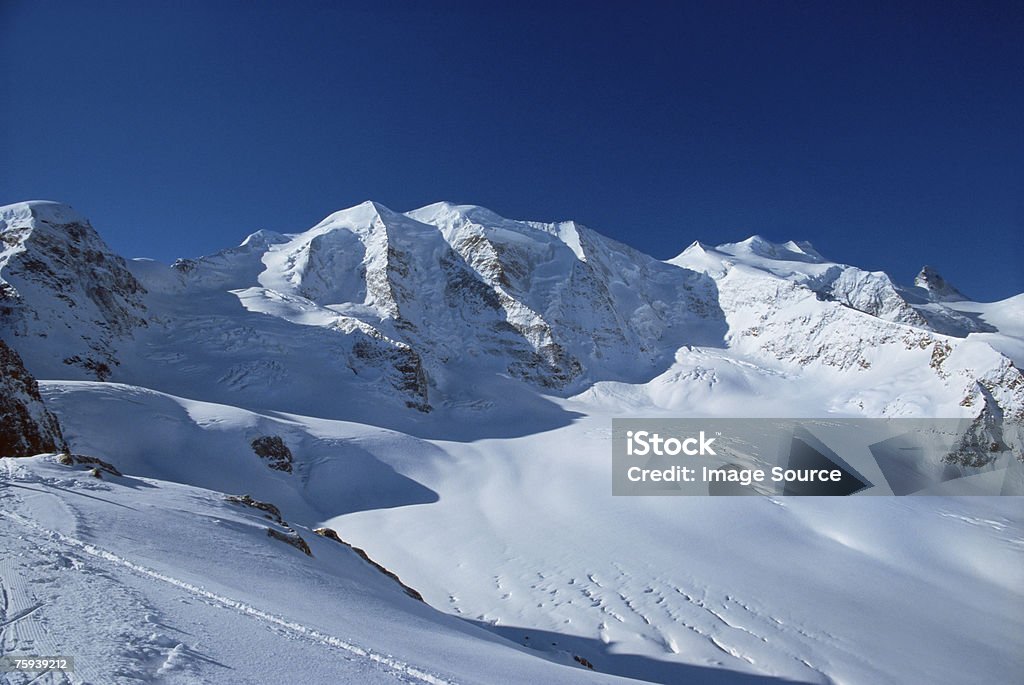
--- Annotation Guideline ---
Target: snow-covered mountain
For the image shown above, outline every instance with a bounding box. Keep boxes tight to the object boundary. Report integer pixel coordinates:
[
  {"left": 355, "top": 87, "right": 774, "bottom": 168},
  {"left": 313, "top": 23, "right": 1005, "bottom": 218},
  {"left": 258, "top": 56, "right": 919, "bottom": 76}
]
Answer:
[
  {"left": 1, "top": 199, "right": 1022, "bottom": 684},
  {"left": 129, "top": 200, "right": 725, "bottom": 416},
  {"left": 671, "top": 235, "right": 995, "bottom": 335},
  {"left": 3, "top": 200, "right": 1021, "bottom": 429},
  {"left": 0, "top": 201, "right": 148, "bottom": 381}
]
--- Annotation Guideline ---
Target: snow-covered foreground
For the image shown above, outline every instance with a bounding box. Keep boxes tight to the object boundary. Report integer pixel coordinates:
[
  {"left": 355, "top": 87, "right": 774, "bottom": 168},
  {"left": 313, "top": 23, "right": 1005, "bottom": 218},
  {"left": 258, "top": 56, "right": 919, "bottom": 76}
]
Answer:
[
  {"left": 0, "top": 454, "right": 639, "bottom": 685},
  {"left": 16, "top": 380, "right": 1021, "bottom": 685}
]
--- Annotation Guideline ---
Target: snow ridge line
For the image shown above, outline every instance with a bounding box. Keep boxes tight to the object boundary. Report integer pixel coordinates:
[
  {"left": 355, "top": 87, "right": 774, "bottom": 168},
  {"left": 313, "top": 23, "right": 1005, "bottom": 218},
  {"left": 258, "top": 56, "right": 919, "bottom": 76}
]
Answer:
[{"left": 0, "top": 510, "right": 457, "bottom": 685}]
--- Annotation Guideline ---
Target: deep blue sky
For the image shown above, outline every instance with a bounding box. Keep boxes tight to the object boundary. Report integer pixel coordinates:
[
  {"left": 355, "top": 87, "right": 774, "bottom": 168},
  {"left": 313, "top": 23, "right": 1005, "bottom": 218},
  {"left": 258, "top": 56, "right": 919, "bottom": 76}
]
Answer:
[{"left": 2, "top": 1, "right": 1021, "bottom": 299}]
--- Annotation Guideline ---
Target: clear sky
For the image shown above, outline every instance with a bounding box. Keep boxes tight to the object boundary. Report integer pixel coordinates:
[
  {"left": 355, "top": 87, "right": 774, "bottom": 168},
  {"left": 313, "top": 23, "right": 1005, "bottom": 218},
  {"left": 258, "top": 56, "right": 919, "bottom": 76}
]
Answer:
[{"left": 2, "top": 1, "right": 1021, "bottom": 299}]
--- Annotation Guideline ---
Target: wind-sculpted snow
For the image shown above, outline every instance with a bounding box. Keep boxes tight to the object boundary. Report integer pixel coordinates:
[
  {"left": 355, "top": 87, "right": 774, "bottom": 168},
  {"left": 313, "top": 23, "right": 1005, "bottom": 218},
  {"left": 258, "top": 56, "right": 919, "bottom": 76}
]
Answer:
[{"left": 41, "top": 381, "right": 440, "bottom": 517}]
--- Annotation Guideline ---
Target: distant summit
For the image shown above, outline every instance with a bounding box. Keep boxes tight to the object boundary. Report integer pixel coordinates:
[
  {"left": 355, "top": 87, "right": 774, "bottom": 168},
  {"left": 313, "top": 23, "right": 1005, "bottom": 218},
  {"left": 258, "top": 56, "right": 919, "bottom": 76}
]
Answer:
[{"left": 915, "top": 265, "right": 967, "bottom": 302}]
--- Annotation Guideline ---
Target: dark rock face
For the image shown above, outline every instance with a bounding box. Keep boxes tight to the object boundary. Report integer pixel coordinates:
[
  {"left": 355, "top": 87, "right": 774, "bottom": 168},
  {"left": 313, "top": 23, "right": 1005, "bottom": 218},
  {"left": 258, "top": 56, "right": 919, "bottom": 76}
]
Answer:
[
  {"left": 573, "top": 655, "right": 595, "bottom": 670},
  {"left": 948, "top": 373, "right": 1024, "bottom": 467},
  {"left": 250, "top": 435, "right": 294, "bottom": 473},
  {"left": 915, "top": 265, "right": 967, "bottom": 302},
  {"left": 0, "top": 338, "right": 67, "bottom": 456},
  {"left": 0, "top": 202, "right": 148, "bottom": 381},
  {"left": 349, "top": 335, "right": 431, "bottom": 412}
]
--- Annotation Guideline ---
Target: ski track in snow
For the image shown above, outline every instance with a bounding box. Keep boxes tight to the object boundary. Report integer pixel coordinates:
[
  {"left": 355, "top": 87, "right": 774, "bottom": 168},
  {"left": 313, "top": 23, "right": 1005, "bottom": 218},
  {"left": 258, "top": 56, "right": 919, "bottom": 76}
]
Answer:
[{"left": 0, "top": 465, "right": 455, "bottom": 685}]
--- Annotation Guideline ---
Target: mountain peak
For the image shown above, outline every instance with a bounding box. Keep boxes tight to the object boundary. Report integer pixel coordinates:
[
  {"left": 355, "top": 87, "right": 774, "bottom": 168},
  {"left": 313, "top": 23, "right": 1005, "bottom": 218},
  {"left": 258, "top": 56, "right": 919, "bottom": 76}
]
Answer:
[
  {"left": 915, "top": 265, "right": 967, "bottom": 302},
  {"left": 406, "top": 201, "right": 516, "bottom": 230},
  {"left": 681, "top": 239, "right": 713, "bottom": 253},
  {"left": 0, "top": 200, "right": 89, "bottom": 230},
  {"left": 783, "top": 240, "right": 824, "bottom": 260},
  {"left": 717, "top": 235, "right": 826, "bottom": 264},
  {"left": 239, "top": 228, "right": 289, "bottom": 249},
  {"left": 310, "top": 200, "right": 405, "bottom": 234}
]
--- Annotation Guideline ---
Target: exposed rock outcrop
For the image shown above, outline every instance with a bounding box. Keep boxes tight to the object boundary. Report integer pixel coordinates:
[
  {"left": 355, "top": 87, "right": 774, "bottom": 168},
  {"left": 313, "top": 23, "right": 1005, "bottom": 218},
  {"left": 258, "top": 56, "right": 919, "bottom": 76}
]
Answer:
[
  {"left": 267, "top": 528, "right": 312, "bottom": 556},
  {"left": 314, "top": 527, "right": 424, "bottom": 601},
  {"left": 57, "top": 452, "right": 122, "bottom": 476},
  {"left": 225, "top": 494, "right": 285, "bottom": 523},
  {"left": 0, "top": 202, "right": 148, "bottom": 380},
  {"left": 915, "top": 265, "right": 967, "bottom": 302},
  {"left": 225, "top": 494, "right": 312, "bottom": 556},
  {"left": 250, "top": 435, "right": 294, "bottom": 473},
  {"left": 0, "top": 338, "right": 66, "bottom": 456}
]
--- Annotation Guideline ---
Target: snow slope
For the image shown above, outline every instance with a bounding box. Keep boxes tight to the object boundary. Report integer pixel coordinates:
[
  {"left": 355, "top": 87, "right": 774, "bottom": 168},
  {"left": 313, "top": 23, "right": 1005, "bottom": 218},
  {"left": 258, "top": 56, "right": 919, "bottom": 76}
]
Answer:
[
  {"left": 1, "top": 200, "right": 1022, "bottom": 684},
  {"left": 337, "top": 413, "right": 1024, "bottom": 685},
  {"left": 0, "top": 454, "right": 635, "bottom": 685},
  {"left": 19, "top": 379, "right": 1024, "bottom": 685}
]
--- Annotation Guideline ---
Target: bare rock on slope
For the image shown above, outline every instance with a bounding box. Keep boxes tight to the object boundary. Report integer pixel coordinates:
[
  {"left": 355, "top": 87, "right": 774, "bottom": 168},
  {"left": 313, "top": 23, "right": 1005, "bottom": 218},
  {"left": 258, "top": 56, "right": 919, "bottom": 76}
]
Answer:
[
  {"left": 0, "top": 337, "right": 67, "bottom": 456},
  {"left": 250, "top": 435, "right": 294, "bottom": 473},
  {"left": 0, "top": 201, "right": 148, "bottom": 380}
]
